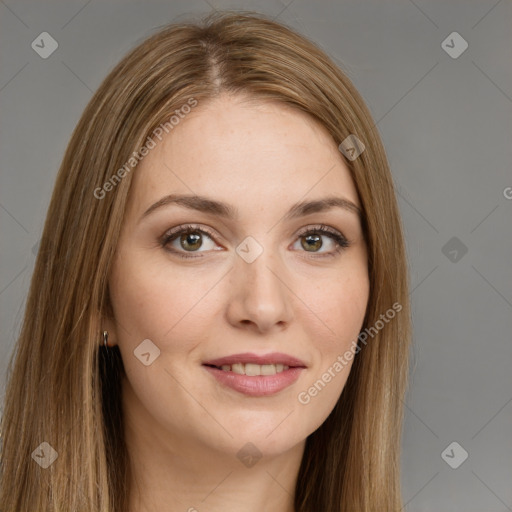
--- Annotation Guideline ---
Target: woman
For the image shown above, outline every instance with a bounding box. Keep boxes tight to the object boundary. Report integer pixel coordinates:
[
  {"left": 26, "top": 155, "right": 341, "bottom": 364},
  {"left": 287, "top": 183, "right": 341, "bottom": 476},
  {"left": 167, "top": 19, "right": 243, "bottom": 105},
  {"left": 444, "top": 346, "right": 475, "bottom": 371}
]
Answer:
[{"left": 0, "top": 11, "right": 411, "bottom": 512}]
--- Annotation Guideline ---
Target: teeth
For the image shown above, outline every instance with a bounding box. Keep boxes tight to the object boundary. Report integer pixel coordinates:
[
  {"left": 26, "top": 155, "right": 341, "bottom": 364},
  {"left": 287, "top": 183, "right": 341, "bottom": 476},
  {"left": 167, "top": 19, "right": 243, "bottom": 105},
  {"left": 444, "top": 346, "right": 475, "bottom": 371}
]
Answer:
[
  {"left": 260, "top": 364, "right": 276, "bottom": 376},
  {"left": 232, "top": 363, "right": 245, "bottom": 375},
  {"left": 245, "top": 363, "right": 261, "bottom": 376},
  {"left": 217, "top": 363, "right": 290, "bottom": 375}
]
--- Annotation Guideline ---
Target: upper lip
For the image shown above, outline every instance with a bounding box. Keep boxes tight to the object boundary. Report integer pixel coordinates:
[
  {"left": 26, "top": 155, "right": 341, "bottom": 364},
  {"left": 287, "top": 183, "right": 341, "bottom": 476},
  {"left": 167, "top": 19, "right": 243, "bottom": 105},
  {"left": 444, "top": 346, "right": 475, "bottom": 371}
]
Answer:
[{"left": 203, "top": 352, "right": 307, "bottom": 368}]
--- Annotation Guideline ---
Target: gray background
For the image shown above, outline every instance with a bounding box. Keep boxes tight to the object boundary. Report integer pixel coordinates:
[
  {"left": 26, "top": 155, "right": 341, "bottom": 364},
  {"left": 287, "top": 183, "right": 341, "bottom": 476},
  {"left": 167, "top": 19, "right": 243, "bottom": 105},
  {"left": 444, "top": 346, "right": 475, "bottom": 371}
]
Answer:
[{"left": 1, "top": 1, "right": 511, "bottom": 510}]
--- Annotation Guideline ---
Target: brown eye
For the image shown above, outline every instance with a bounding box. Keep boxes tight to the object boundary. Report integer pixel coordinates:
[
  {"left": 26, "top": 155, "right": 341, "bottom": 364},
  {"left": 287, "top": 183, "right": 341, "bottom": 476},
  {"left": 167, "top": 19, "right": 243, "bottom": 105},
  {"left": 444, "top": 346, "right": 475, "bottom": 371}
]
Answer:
[
  {"left": 161, "top": 225, "right": 219, "bottom": 258},
  {"left": 301, "top": 234, "right": 323, "bottom": 252},
  {"left": 293, "top": 225, "right": 350, "bottom": 257},
  {"left": 178, "top": 232, "right": 203, "bottom": 251}
]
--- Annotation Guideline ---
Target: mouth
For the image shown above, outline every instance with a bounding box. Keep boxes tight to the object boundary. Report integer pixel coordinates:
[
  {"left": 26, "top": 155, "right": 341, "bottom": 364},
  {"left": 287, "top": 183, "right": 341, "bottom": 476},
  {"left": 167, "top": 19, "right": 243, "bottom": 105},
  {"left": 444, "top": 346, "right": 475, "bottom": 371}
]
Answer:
[
  {"left": 202, "top": 352, "right": 307, "bottom": 396},
  {"left": 204, "top": 362, "right": 292, "bottom": 376},
  {"left": 203, "top": 352, "right": 307, "bottom": 369}
]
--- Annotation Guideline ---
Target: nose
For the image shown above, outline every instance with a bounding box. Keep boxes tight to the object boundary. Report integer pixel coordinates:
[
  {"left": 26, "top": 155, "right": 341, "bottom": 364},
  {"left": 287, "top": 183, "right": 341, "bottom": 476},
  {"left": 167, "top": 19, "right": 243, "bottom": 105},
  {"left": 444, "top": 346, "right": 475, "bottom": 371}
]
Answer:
[{"left": 225, "top": 245, "right": 294, "bottom": 334}]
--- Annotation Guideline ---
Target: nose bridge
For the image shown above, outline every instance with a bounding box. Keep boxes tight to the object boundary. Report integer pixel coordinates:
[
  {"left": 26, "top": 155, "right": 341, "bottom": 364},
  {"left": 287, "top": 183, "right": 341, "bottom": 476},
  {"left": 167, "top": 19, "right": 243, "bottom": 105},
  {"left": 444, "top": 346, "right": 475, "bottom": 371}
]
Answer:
[{"left": 228, "top": 235, "right": 293, "bottom": 330}]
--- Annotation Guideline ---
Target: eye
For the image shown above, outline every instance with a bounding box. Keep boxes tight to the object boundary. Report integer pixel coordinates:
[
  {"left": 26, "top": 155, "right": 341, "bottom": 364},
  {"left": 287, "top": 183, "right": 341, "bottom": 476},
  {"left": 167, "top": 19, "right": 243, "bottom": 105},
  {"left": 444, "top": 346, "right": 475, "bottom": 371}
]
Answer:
[
  {"left": 160, "top": 224, "right": 221, "bottom": 259},
  {"left": 292, "top": 224, "right": 350, "bottom": 257},
  {"left": 160, "top": 223, "right": 350, "bottom": 260}
]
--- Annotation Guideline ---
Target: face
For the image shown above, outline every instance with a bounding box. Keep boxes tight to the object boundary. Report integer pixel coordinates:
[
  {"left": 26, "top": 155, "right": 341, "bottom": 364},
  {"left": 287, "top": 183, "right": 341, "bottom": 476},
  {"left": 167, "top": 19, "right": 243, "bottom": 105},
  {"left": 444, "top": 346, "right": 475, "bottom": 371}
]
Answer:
[{"left": 107, "top": 94, "right": 369, "bottom": 460}]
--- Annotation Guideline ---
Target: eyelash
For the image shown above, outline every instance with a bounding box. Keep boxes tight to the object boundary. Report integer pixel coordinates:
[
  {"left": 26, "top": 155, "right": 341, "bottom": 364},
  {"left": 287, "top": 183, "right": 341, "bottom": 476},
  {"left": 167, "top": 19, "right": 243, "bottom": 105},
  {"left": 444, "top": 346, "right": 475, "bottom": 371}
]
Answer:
[{"left": 160, "top": 223, "right": 350, "bottom": 260}]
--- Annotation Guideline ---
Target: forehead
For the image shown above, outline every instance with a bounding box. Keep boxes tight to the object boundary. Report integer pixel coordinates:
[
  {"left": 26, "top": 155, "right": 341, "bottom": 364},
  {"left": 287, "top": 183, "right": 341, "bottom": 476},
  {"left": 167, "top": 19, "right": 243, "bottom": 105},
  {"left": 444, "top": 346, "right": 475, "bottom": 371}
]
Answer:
[{"left": 126, "top": 94, "right": 360, "bottom": 218}]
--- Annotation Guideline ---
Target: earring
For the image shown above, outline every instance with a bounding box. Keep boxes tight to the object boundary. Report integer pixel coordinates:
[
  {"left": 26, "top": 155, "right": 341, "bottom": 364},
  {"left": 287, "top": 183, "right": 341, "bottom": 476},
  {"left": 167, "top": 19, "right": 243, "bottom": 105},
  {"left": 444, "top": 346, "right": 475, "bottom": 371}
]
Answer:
[{"left": 103, "top": 330, "right": 109, "bottom": 349}]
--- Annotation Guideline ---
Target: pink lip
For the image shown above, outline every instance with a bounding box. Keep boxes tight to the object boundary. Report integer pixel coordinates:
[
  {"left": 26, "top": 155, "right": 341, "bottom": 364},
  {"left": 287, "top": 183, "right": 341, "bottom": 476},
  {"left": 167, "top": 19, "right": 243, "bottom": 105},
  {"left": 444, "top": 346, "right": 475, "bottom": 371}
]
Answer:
[
  {"left": 202, "top": 352, "right": 307, "bottom": 397},
  {"left": 203, "top": 366, "right": 305, "bottom": 396},
  {"left": 202, "top": 352, "right": 307, "bottom": 368}
]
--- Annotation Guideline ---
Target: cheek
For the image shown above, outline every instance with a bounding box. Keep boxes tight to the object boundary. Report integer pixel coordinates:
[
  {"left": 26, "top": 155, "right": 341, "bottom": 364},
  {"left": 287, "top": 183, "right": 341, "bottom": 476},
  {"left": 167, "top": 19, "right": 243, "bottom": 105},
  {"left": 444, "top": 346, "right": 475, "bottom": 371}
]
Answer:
[
  {"left": 296, "top": 263, "right": 368, "bottom": 410},
  {"left": 109, "top": 253, "right": 221, "bottom": 350},
  {"left": 305, "top": 266, "right": 369, "bottom": 347},
  {"left": 109, "top": 265, "right": 167, "bottom": 343}
]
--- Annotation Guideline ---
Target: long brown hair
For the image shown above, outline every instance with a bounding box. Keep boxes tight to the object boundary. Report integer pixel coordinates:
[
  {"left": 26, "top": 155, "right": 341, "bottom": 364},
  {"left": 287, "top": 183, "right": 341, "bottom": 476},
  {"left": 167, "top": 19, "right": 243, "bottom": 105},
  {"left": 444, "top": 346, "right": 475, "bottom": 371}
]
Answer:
[{"left": 0, "top": 11, "right": 411, "bottom": 511}]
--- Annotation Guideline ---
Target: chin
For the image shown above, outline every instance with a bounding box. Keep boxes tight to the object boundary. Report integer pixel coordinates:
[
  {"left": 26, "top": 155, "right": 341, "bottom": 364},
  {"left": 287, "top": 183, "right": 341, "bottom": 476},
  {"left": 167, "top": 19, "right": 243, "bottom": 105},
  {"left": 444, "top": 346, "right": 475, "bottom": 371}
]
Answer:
[{"left": 200, "top": 410, "right": 311, "bottom": 459}]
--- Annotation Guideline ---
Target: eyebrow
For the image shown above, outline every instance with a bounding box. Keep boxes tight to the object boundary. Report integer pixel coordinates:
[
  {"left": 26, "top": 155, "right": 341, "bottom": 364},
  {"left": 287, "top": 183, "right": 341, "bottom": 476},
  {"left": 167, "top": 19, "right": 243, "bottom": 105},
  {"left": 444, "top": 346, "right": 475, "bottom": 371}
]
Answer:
[{"left": 140, "top": 193, "right": 362, "bottom": 222}]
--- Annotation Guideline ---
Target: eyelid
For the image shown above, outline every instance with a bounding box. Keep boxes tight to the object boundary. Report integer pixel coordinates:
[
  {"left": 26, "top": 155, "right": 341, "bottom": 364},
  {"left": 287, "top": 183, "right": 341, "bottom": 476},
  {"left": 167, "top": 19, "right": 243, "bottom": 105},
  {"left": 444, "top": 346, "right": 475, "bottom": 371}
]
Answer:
[
  {"left": 162, "top": 223, "right": 218, "bottom": 241},
  {"left": 295, "top": 223, "right": 346, "bottom": 240}
]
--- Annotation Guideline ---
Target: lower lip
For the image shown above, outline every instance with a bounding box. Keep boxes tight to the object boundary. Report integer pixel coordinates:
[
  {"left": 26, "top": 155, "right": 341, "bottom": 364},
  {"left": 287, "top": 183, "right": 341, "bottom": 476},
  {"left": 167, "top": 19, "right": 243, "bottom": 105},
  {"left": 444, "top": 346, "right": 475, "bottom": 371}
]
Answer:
[{"left": 203, "top": 365, "right": 305, "bottom": 396}]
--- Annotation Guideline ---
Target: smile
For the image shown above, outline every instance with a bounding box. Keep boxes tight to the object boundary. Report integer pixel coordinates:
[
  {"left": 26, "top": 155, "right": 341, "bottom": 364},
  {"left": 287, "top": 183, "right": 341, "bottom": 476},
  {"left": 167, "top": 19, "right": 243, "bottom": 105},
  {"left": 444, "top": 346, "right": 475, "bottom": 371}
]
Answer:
[
  {"left": 210, "top": 363, "right": 290, "bottom": 375},
  {"left": 202, "top": 352, "right": 307, "bottom": 396}
]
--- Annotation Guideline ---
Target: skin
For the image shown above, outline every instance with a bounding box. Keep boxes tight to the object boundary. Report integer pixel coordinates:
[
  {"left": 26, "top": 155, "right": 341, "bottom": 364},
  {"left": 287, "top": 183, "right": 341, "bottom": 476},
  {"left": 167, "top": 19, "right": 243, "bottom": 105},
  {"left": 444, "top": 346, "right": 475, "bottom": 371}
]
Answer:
[{"left": 106, "top": 93, "right": 370, "bottom": 512}]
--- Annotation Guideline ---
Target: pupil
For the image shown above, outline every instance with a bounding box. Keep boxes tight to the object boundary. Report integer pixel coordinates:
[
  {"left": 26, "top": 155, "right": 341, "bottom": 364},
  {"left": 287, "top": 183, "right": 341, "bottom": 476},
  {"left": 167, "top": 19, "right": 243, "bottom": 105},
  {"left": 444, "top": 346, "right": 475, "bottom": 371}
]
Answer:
[
  {"left": 181, "top": 232, "right": 202, "bottom": 251},
  {"left": 303, "top": 234, "right": 322, "bottom": 252}
]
